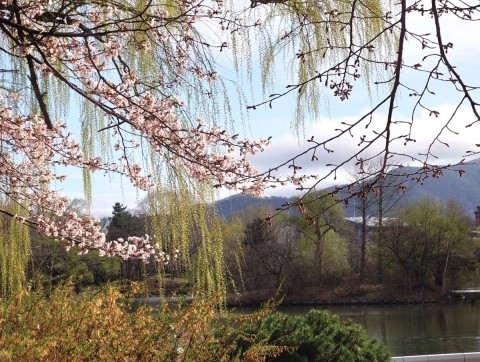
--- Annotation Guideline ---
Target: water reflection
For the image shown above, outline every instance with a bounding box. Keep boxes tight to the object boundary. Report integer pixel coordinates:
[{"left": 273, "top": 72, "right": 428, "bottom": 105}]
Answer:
[{"left": 275, "top": 302, "right": 480, "bottom": 356}]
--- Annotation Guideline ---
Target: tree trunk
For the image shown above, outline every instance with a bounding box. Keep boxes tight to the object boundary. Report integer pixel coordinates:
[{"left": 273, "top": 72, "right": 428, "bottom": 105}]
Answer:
[
  {"left": 314, "top": 216, "right": 323, "bottom": 282},
  {"left": 377, "top": 185, "right": 384, "bottom": 283},
  {"left": 441, "top": 244, "right": 451, "bottom": 295},
  {"left": 360, "top": 198, "right": 367, "bottom": 281}
]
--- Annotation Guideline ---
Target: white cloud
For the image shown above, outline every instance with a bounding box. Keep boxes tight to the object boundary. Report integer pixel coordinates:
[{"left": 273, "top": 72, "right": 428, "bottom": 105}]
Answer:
[{"left": 247, "top": 101, "right": 480, "bottom": 197}]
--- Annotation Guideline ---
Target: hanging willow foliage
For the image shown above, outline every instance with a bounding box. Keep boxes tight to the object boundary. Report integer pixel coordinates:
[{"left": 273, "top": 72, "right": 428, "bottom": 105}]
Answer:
[
  {"left": 0, "top": 200, "right": 30, "bottom": 298},
  {"left": 234, "top": 0, "right": 395, "bottom": 133},
  {"left": 146, "top": 161, "right": 226, "bottom": 301}
]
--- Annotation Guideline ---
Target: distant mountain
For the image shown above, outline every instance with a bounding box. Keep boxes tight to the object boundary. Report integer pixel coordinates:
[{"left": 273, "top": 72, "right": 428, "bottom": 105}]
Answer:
[
  {"left": 215, "top": 194, "right": 293, "bottom": 219},
  {"left": 215, "top": 159, "right": 480, "bottom": 220},
  {"left": 391, "top": 160, "right": 480, "bottom": 216},
  {"left": 334, "top": 160, "right": 480, "bottom": 218}
]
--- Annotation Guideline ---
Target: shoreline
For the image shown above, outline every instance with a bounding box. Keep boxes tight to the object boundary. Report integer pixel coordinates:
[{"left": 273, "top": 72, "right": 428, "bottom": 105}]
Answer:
[
  {"left": 226, "top": 298, "right": 442, "bottom": 308},
  {"left": 225, "top": 284, "right": 460, "bottom": 308}
]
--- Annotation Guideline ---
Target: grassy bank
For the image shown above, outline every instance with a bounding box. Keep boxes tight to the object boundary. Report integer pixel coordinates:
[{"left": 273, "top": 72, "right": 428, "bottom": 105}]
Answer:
[{"left": 227, "top": 283, "right": 444, "bottom": 307}]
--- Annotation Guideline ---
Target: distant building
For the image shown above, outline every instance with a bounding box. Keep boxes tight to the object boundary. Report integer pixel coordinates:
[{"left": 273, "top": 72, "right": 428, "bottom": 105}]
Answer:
[
  {"left": 345, "top": 216, "right": 395, "bottom": 230},
  {"left": 475, "top": 206, "right": 480, "bottom": 226}
]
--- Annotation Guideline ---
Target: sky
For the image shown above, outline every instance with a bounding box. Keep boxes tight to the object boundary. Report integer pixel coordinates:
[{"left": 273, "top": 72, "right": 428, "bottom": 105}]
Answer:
[{"left": 63, "top": 2, "right": 480, "bottom": 217}]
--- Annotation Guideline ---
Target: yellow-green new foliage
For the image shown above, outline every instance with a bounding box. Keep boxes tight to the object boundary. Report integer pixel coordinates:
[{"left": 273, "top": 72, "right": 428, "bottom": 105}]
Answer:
[
  {"left": 0, "top": 201, "right": 30, "bottom": 298},
  {"left": 148, "top": 179, "right": 226, "bottom": 301},
  {"left": 0, "top": 284, "right": 279, "bottom": 362}
]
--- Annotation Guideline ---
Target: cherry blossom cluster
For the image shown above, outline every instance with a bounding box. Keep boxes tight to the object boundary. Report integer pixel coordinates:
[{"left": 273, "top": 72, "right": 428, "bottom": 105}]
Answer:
[
  {"left": 36, "top": 212, "right": 173, "bottom": 263},
  {"left": 0, "top": 108, "right": 153, "bottom": 193},
  {"left": 0, "top": 0, "right": 273, "bottom": 260},
  {"left": 7, "top": 0, "right": 271, "bottom": 193},
  {"left": 0, "top": 110, "right": 164, "bottom": 258}
]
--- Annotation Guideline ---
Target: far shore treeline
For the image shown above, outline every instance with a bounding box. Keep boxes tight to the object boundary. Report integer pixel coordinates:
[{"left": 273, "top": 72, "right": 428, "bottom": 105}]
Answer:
[{"left": 28, "top": 192, "right": 480, "bottom": 306}]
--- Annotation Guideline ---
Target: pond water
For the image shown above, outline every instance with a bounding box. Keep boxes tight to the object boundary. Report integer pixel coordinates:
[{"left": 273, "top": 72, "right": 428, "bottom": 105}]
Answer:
[
  {"left": 134, "top": 296, "right": 480, "bottom": 356},
  {"left": 273, "top": 302, "right": 480, "bottom": 356}
]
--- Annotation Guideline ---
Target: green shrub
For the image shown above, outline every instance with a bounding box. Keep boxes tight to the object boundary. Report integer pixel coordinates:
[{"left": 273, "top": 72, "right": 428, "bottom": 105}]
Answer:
[{"left": 236, "top": 309, "right": 390, "bottom": 362}]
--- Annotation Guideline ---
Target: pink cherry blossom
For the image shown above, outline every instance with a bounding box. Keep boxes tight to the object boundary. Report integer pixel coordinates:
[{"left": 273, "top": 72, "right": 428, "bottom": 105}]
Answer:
[{"left": 0, "top": 0, "right": 276, "bottom": 261}]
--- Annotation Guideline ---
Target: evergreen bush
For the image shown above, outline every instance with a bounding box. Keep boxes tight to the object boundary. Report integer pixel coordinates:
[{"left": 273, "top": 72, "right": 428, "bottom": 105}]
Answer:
[{"left": 235, "top": 309, "right": 390, "bottom": 362}]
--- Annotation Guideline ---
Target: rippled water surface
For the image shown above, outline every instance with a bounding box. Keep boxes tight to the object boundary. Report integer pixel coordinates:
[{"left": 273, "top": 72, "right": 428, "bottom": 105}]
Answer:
[{"left": 277, "top": 302, "right": 480, "bottom": 356}]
